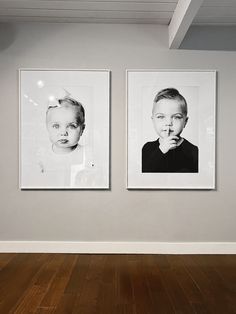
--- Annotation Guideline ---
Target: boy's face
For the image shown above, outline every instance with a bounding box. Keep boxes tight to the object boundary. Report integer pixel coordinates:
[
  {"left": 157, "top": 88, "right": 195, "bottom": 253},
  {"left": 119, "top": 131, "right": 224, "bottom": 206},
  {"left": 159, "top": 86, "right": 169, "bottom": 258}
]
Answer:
[
  {"left": 46, "top": 105, "right": 84, "bottom": 151},
  {"left": 152, "top": 98, "right": 188, "bottom": 139}
]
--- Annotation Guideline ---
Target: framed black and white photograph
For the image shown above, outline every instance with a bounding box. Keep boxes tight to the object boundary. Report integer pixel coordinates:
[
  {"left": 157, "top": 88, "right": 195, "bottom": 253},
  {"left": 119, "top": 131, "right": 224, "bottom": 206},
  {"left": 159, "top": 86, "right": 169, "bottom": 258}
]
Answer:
[
  {"left": 20, "top": 69, "right": 110, "bottom": 189},
  {"left": 127, "top": 70, "right": 216, "bottom": 189}
]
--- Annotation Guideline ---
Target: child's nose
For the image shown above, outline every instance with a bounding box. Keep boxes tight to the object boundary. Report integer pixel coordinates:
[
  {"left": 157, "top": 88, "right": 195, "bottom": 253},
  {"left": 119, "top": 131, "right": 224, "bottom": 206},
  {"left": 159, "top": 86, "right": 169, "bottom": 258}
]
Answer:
[
  {"left": 165, "top": 117, "right": 173, "bottom": 125},
  {"left": 61, "top": 129, "right": 68, "bottom": 136}
]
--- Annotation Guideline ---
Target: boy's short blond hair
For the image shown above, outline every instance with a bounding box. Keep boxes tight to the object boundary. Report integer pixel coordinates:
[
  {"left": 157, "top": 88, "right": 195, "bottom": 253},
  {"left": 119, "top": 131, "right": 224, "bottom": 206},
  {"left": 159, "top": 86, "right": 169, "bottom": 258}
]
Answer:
[{"left": 153, "top": 88, "right": 188, "bottom": 116}]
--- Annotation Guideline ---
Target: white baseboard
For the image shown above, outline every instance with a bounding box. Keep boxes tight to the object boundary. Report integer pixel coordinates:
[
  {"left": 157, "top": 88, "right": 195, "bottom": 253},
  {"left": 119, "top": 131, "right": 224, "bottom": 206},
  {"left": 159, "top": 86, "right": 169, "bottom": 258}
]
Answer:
[{"left": 0, "top": 241, "right": 236, "bottom": 254}]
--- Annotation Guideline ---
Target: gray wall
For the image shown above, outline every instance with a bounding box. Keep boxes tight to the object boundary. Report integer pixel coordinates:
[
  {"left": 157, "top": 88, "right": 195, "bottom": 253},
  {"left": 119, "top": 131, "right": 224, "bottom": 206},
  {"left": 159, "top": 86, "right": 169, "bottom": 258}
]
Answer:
[
  {"left": 181, "top": 25, "right": 236, "bottom": 51},
  {"left": 0, "top": 23, "right": 235, "bottom": 242}
]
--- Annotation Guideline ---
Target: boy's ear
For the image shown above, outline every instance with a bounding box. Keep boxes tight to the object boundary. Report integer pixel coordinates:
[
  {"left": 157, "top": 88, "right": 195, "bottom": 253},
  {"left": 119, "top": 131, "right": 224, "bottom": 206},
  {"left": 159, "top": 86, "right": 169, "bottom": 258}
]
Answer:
[
  {"left": 80, "top": 124, "right": 85, "bottom": 135},
  {"left": 184, "top": 116, "right": 189, "bottom": 128}
]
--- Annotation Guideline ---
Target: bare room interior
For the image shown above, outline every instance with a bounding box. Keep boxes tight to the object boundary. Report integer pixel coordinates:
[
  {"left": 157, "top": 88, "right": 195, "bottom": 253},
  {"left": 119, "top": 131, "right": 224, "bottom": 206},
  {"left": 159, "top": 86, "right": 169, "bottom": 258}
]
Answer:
[{"left": 0, "top": 0, "right": 236, "bottom": 313}]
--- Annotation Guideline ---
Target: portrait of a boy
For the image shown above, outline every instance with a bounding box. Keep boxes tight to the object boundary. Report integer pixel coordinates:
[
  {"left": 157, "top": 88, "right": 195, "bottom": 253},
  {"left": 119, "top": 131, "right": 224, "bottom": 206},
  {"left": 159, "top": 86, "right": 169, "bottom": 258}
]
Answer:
[
  {"left": 127, "top": 70, "right": 216, "bottom": 189},
  {"left": 142, "top": 88, "right": 198, "bottom": 173}
]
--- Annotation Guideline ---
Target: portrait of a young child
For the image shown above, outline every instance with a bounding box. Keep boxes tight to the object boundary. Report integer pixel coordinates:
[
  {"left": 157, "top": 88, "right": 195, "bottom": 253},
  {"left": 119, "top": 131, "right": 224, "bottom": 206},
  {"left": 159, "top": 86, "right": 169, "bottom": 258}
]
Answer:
[
  {"left": 127, "top": 70, "right": 216, "bottom": 189},
  {"left": 20, "top": 69, "right": 110, "bottom": 189},
  {"left": 142, "top": 88, "right": 198, "bottom": 173}
]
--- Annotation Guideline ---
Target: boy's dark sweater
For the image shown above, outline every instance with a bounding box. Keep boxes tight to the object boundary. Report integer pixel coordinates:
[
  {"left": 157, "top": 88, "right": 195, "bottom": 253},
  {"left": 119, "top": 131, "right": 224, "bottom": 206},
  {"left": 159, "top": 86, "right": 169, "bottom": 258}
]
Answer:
[{"left": 142, "top": 138, "right": 198, "bottom": 173}]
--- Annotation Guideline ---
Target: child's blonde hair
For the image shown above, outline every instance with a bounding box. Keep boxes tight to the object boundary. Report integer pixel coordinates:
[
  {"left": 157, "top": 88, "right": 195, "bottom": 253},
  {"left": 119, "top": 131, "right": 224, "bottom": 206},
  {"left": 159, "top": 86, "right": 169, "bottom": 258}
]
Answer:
[
  {"left": 153, "top": 88, "right": 188, "bottom": 116},
  {"left": 47, "top": 96, "right": 85, "bottom": 127}
]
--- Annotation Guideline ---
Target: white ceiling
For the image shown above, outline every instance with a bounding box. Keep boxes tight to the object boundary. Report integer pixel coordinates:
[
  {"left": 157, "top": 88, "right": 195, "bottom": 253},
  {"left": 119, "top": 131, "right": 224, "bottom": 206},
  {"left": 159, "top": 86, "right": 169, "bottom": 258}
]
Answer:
[
  {"left": 0, "top": 0, "right": 178, "bottom": 24},
  {"left": 0, "top": 0, "right": 235, "bottom": 25},
  {"left": 0, "top": 0, "right": 235, "bottom": 49}
]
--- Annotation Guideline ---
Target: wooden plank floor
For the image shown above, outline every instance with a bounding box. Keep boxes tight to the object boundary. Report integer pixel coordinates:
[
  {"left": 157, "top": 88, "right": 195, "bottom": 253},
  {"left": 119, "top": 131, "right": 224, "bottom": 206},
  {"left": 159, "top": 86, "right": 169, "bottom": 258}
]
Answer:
[{"left": 0, "top": 254, "right": 235, "bottom": 313}]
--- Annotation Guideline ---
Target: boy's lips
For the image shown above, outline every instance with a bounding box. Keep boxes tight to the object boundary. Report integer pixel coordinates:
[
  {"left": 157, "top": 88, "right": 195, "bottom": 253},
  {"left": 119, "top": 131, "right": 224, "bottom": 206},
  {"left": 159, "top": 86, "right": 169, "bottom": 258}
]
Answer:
[{"left": 58, "top": 139, "right": 69, "bottom": 144}]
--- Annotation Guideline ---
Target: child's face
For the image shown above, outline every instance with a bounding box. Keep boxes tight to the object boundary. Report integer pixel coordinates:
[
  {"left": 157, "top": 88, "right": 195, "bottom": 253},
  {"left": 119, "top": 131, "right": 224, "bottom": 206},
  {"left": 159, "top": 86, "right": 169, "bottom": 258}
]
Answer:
[
  {"left": 46, "top": 105, "right": 84, "bottom": 152},
  {"left": 152, "top": 98, "right": 188, "bottom": 139}
]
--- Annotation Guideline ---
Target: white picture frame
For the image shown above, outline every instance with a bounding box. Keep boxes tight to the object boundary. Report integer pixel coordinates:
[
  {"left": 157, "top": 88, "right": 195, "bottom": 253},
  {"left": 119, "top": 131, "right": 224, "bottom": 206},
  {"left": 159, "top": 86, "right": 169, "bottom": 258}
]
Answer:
[
  {"left": 127, "top": 70, "right": 216, "bottom": 189},
  {"left": 20, "top": 69, "right": 110, "bottom": 189}
]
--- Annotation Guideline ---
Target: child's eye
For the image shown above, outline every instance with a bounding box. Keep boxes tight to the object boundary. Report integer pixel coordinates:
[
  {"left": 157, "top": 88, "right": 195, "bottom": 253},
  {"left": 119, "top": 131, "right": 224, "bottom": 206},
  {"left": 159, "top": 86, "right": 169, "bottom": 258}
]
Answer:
[
  {"left": 68, "top": 124, "right": 78, "bottom": 129},
  {"left": 52, "top": 124, "right": 60, "bottom": 129},
  {"left": 173, "top": 115, "right": 183, "bottom": 120},
  {"left": 156, "top": 115, "right": 164, "bottom": 119}
]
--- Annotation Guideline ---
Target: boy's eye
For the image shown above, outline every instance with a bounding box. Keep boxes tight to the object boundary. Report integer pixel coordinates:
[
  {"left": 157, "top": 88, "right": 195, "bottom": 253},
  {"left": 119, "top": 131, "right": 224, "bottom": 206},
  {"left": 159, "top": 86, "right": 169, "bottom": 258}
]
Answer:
[
  {"left": 68, "top": 124, "right": 78, "bottom": 129},
  {"left": 173, "top": 115, "right": 183, "bottom": 120},
  {"left": 156, "top": 115, "right": 164, "bottom": 119},
  {"left": 52, "top": 123, "right": 60, "bottom": 129}
]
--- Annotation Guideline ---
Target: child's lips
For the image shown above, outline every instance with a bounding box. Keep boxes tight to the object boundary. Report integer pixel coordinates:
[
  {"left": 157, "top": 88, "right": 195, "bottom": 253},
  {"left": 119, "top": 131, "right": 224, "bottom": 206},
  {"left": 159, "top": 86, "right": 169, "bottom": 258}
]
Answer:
[{"left": 58, "top": 139, "right": 69, "bottom": 144}]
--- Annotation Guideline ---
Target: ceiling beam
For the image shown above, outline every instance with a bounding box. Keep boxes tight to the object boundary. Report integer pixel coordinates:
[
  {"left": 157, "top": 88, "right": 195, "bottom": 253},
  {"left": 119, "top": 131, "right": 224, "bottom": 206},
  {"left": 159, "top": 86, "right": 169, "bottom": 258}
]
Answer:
[{"left": 168, "top": 0, "right": 204, "bottom": 49}]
